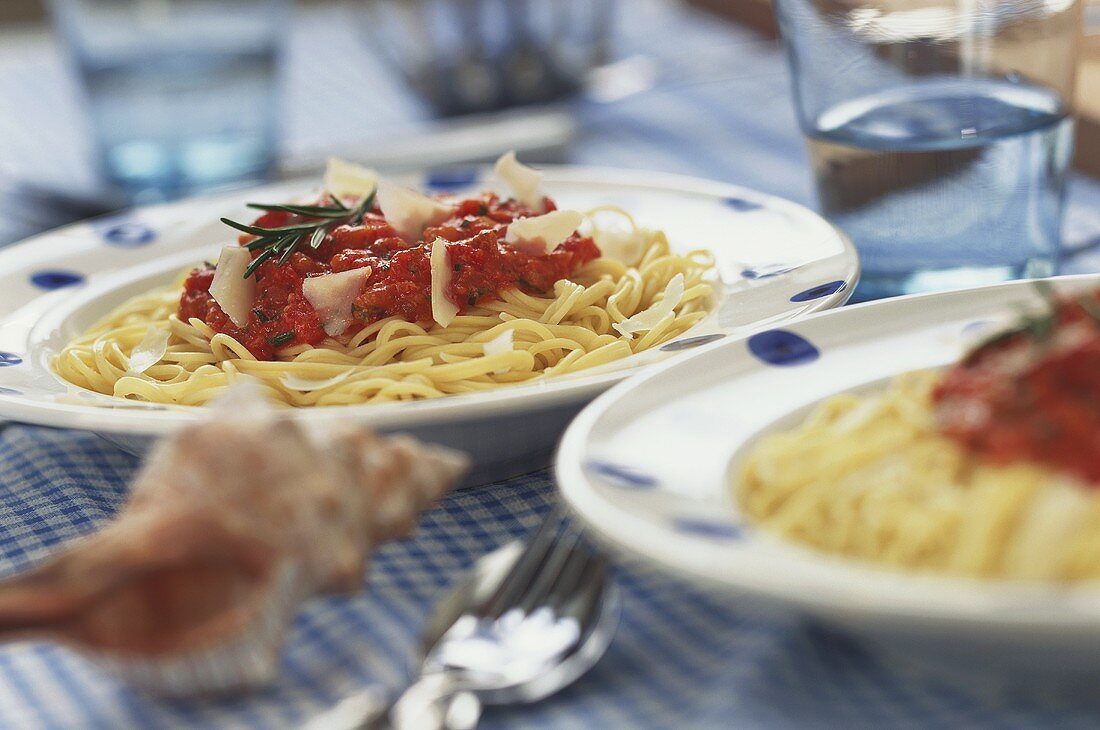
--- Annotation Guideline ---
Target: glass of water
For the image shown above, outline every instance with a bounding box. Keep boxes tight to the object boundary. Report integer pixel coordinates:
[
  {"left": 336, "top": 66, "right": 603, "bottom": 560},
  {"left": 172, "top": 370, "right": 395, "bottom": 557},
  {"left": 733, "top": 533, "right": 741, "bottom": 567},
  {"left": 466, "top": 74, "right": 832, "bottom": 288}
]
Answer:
[
  {"left": 774, "top": 0, "right": 1082, "bottom": 300},
  {"left": 49, "top": 0, "right": 289, "bottom": 203}
]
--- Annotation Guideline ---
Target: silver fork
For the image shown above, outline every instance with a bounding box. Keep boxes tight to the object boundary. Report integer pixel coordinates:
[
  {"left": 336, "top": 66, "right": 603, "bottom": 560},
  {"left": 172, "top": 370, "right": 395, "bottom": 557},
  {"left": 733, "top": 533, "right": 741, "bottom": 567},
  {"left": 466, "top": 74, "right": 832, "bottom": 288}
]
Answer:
[{"left": 311, "top": 507, "right": 619, "bottom": 730}]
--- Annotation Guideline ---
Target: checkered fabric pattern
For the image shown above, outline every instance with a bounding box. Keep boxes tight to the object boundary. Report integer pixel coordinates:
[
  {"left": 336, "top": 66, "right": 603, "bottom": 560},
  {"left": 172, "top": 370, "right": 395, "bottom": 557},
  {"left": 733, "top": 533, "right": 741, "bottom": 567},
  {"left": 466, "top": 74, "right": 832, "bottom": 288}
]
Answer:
[
  {"left": 3, "top": 427, "right": 1100, "bottom": 729},
  {"left": 4, "top": 0, "right": 1100, "bottom": 726}
]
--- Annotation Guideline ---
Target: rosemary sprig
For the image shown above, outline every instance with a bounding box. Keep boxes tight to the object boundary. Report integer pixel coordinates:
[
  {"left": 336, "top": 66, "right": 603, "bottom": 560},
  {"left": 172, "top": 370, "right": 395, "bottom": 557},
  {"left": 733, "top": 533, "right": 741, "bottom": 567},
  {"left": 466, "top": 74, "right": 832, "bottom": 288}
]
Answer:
[
  {"left": 220, "top": 193, "right": 375, "bottom": 279},
  {"left": 971, "top": 280, "right": 1100, "bottom": 353}
]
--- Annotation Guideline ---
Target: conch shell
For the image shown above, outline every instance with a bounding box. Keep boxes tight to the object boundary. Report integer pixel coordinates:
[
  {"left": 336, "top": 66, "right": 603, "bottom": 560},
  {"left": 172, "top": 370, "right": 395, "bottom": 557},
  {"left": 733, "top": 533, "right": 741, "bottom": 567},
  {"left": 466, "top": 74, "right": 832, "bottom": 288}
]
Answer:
[{"left": 0, "top": 385, "right": 468, "bottom": 694}]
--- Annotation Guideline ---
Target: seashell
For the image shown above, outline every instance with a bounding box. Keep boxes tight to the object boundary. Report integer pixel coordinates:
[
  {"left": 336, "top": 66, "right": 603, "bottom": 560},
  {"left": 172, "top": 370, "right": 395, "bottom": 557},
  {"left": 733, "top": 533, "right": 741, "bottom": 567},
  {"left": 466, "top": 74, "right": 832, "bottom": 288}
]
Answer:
[{"left": 0, "top": 384, "right": 468, "bottom": 695}]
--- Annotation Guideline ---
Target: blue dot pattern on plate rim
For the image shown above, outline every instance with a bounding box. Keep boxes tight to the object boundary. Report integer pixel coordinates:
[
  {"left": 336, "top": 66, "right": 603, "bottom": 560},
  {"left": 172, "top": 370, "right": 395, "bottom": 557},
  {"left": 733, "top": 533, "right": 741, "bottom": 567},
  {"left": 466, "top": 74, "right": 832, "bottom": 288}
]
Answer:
[
  {"left": 424, "top": 168, "right": 480, "bottom": 190},
  {"left": 0, "top": 353, "right": 22, "bottom": 367},
  {"left": 722, "top": 196, "right": 763, "bottom": 212},
  {"left": 660, "top": 333, "right": 726, "bottom": 352},
  {"left": 586, "top": 461, "right": 657, "bottom": 489},
  {"left": 790, "top": 280, "right": 846, "bottom": 302},
  {"left": 99, "top": 220, "right": 156, "bottom": 247},
  {"left": 30, "top": 270, "right": 85, "bottom": 290},
  {"left": 673, "top": 517, "right": 744, "bottom": 541},
  {"left": 747, "top": 329, "right": 819, "bottom": 366},
  {"left": 962, "top": 319, "right": 996, "bottom": 335}
]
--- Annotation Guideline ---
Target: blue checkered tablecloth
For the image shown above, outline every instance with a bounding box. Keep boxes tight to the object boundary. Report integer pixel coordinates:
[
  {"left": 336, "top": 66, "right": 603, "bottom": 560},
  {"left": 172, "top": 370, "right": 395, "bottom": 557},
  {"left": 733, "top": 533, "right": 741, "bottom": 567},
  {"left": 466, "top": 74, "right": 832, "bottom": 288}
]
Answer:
[
  {"left": 4, "top": 1, "right": 1100, "bottom": 727},
  {"left": 6, "top": 428, "right": 1100, "bottom": 730}
]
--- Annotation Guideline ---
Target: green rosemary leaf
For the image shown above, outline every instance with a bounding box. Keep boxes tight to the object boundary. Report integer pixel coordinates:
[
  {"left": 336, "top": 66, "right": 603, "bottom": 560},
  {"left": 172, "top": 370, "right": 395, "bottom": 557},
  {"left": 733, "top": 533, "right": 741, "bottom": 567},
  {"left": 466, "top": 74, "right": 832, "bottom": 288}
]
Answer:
[
  {"left": 277, "top": 238, "right": 301, "bottom": 266},
  {"left": 1078, "top": 296, "right": 1100, "bottom": 325},
  {"left": 1027, "top": 312, "right": 1054, "bottom": 343},
  {"left": 244, "top": 203, "right": 353, "bottom": 219},
  {"left": 970, "top": 304, "right": 1042, "bottom": 353},
  {"left": 225, "top": 192, "right": 375, "bottom": 279},
  {"left": 349, "top": 191, "right": 375, "bottom": 224},
  {"left": 220, "top": 218, "right": 319, "bottom": 237},
  {"left": 968, "top": 282, "right": 1100, "bottom": 356},
  {"left": 268, "top": 331, "right": 295, "bottom": 346},
  {"left": 275, "top": 232, "right": 300, "bottom": 249},
  {"left": 244, "top": 234, "right": 284, "bottom": 251},
  {"left": 1031, "top": 278, "right": 1056, "bottom": 302},
  {"left": 251, "top": 233, "right": 297, "bottom": 256},
  {"left": 1045, "top": 276, "right": 1100, "bottom": 325},
  {"left": 972, "top": 327, "right": 1023, "bottom": 353},
  {"left": 244, "top": 247, "right": 278, "bottom": 279}
]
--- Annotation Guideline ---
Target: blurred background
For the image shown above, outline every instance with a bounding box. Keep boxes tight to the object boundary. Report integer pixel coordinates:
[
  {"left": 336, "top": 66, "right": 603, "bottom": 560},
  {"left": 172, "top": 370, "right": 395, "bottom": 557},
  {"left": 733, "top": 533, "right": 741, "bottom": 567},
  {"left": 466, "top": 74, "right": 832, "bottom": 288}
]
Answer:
[{"left": 1, "top": 0, "right": 1099, "bottom": 266}]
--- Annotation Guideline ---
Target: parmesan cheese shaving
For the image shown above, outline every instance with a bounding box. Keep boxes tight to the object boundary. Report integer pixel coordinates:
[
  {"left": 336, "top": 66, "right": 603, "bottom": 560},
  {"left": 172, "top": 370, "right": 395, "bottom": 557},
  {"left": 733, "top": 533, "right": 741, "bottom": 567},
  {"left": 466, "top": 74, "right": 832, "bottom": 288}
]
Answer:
[
  {"left": 302, "top": 268, "right": 372, "bottom": 337},
  {"left": 482, "top": 329, "right": 514, "bottom": 374},
  {"left": 128, "top": 325, "right": 170, "bottom": 375},
  {"left": 430, "top": 238, "right": 459, "bottom": 328},
  {"left": 482, "top": 328, "right": 514, "bottom": 357},
  {"left": 209, "top": 246, "right": 256, "bottom": 329},
  {"left": 504, "top": 210, "right": 583, "bottom": 256},
  {"left": 612, "top": 274, "right": 685, "bottom": 338},
  {"left": 592, "top": 223, "right": 651, "bottom": 267},
  {"left": 322, "top": 158, "right": 378, "bottom": 200},
  {"left": 376, "top": 180, "right": 454, "bottom": 241},
  {"left": 493, "top": 151, "right": 544, "bottom": 210},
  {"left": 280, "top": 370, "right": 353, "bottom": 392},
  {"left": 582, "top": 210, "right": 652, "bottom": 266}
]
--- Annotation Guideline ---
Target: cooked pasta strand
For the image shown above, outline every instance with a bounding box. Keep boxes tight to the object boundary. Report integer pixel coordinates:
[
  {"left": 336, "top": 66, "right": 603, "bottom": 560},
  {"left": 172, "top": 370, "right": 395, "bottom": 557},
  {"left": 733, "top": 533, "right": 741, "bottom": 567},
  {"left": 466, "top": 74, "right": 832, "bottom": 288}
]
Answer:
[
  {"left": 738, "top": 371, "right": 1100, "bottom": 581},
  {"left": 56, "top": 222, "right": 715, "bottom": 408}
]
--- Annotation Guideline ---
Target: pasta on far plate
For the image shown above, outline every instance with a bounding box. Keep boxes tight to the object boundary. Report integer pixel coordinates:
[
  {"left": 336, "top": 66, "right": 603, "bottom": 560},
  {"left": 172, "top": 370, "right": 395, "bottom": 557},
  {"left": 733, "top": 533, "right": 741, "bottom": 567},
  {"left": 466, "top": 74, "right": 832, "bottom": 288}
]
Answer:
[
  {"left": 738, "top": 289, "right": 1100, "bottom": 582},
  {"left": 56, "top": 154, "right": 715, "bottom": 407}
]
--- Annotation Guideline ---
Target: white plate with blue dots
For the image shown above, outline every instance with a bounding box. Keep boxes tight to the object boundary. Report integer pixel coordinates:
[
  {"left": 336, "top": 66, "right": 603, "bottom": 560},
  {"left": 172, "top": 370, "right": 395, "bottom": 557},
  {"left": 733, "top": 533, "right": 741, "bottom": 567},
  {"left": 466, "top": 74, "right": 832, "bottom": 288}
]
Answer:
[
  {"left": 557, "top": 274, "right": 1100, "bottom": 676},
  {"left": 0, "top": 165, "right": 857, "bottom": 484}
]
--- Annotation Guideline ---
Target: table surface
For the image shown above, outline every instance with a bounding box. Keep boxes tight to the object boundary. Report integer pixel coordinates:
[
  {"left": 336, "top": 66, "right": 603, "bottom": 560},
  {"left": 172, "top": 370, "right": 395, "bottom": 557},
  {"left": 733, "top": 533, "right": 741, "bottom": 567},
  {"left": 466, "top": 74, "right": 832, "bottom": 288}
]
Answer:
[{"left": 3, "top": 2, "right": 1100, "bottom": 727}]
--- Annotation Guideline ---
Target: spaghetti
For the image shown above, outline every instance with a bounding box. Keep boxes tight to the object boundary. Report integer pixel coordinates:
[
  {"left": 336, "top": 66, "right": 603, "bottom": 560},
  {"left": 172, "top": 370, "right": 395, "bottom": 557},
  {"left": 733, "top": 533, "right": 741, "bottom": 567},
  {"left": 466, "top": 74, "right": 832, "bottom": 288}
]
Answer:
[
  {"left": 737, "top": 371, "right": 1100, "bottom": 582},
  {"left": 56, "top": 209, "right": 714, "bottom": 408}
]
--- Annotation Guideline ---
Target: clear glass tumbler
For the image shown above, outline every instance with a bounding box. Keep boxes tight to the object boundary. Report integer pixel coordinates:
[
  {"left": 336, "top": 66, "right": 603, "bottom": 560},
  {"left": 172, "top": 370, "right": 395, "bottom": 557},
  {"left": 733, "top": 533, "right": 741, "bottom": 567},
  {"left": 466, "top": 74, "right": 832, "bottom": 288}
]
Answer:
[
  {"left": 49, "top": 0, "right": 289, "bottom": 203},
  {"left": 774, "top": 0, "right": 1082, "bottom": 301}
]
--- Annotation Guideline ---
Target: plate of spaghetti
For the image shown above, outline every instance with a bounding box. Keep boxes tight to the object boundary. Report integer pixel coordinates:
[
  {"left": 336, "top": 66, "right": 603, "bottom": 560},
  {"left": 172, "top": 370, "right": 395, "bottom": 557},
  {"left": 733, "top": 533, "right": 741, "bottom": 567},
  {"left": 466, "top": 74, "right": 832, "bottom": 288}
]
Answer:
[
  {"left": 0, "top": 153, "right": 856, "bottom": 483},
  {"left": 558, "top": 275, "right": 1100, "bottom": 674}
]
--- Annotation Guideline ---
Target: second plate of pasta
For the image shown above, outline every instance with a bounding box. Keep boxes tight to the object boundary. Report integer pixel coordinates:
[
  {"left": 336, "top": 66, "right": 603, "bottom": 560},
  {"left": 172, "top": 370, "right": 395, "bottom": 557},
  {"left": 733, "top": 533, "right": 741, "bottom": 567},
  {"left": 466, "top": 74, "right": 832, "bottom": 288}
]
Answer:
[{"left": 558, "top": 275, "right": 1100, "bottom": 675}]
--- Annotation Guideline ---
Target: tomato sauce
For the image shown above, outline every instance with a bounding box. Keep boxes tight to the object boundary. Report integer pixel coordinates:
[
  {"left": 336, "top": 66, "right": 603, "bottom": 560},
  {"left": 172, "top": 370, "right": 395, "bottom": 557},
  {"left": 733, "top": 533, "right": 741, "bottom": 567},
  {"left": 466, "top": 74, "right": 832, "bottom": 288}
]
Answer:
[
  {"left": 933, "top": 295, "right": 1100, "bottom": 485},
  {"left": 177, "top": 193, "right": 601, "bottom": 360}
]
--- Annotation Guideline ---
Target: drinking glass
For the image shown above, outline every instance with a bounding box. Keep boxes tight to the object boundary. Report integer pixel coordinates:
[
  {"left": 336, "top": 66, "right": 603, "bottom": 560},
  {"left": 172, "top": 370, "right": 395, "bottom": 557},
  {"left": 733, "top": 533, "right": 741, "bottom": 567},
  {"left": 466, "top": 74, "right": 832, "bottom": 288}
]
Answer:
[
  {"left": 358, "top": 0, "right": 616, "bottom": 116},
  {"left": 774, "top": 0, "right": 1083, "bottom": 301},
  {"left": 49, "top": 0, "right": 289, "bottom": 203}
]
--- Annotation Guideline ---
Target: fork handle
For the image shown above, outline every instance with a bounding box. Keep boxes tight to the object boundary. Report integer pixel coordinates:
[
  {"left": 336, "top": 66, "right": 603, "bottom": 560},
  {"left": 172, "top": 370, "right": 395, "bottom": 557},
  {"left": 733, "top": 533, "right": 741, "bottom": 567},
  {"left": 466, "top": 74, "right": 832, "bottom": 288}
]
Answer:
[
  {"left": 388, "top": 674, "right": 480, "bottom": 730},
  {"left": 334, "top": 674, "right": 478, "bottom": 730}
]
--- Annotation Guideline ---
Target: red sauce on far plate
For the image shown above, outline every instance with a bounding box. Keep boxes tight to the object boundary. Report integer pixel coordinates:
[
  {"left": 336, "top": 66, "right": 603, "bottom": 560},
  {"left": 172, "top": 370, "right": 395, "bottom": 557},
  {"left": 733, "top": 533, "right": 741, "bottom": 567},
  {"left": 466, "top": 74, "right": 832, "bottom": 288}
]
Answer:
[
  {"left": 933, "top": 294, "right": 1100, "bottom": 485},
  {"left": 178, "top": 193, "right": 601, "bottom": 360}
]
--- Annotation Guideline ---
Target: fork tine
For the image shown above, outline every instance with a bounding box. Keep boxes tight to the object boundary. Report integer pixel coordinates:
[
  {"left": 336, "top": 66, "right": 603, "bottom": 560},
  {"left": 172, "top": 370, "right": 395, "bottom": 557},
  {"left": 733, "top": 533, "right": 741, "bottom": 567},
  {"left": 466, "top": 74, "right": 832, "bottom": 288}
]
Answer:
[
  {"left": 516, "top": 529, "right": 584, "bottom": 614},
  {"left": 540, "top": 541, "right": 599, "bottom": 615},
  {"left": 482, "top": 507, "right": 564, "bottom": 617},
  {"left": 557, "top": 553, "right": 608, "bottom": 624}
]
